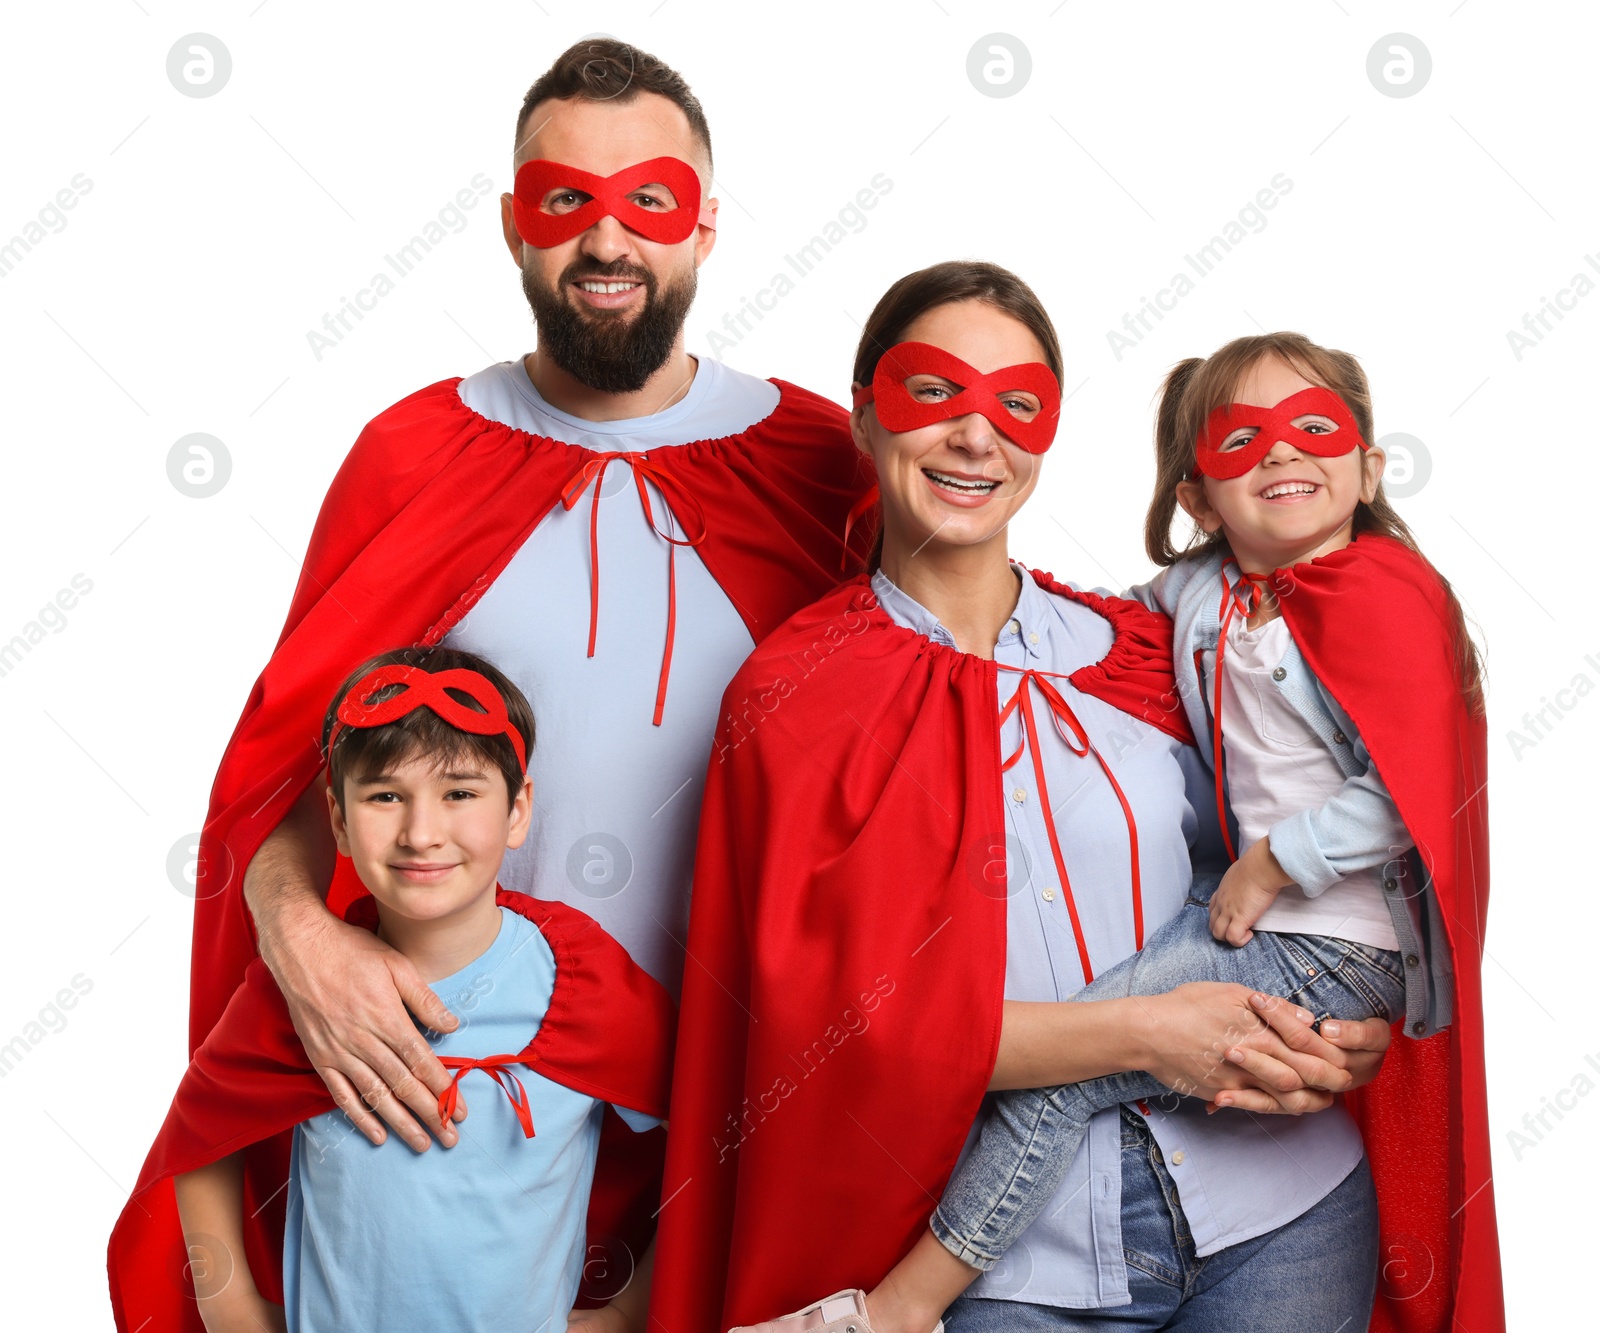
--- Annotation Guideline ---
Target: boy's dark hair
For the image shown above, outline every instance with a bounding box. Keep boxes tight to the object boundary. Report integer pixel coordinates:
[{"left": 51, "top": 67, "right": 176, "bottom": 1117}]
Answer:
[
  {"left": 514, "top": 38, "right": 713, "bottom": 170},
  {"left": 322, "top": 646, "right": 535, "bottom": 811}
]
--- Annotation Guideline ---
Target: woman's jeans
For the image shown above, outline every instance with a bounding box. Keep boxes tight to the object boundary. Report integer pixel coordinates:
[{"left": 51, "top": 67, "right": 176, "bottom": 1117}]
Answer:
[
  {"left": 941, "top": 1108, "right": 1382, "bottom": 1332},
  {"left": 931, "top": 877, "right": 1406, "bottom": 1274}
]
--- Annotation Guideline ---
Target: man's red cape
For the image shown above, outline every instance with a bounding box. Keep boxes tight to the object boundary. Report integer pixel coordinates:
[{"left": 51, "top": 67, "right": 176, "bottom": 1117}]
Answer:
[
  {"left": 122, "top": 376, "right": 870, "bottom": 1324},
  {"left": 1265, "top": 535, "right": 1501, "bottom": 1332},
  {"left": 108, "top": 889, "right": 674, "bottom": 1331},
  {"left": 649, "top": 571, "right": 1196, "bottom": 1332}
]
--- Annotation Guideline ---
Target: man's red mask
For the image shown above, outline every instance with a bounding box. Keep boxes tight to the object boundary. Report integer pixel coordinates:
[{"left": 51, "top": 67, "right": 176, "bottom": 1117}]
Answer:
[
  {"left": 1192, "top": 387, "right": 1367, "bottom": 480},
  {"left": 852, "top": 341, "right": 1061, "bottom": 454},
  {"left": 512, "top": 156, "right": 715, "bottom": 248}
]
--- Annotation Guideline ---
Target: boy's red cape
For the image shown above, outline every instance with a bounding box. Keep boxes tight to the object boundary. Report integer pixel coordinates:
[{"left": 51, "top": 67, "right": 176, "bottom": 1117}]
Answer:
[
  {"left": 649, "top": 545, "right": 1501, "bottom": 1333},
  {"left": 108, "top": 889, "right": 675, "bottom": 1331},
  {"left": 111, "top": 377, "right": 871, "bottom": 1327}
]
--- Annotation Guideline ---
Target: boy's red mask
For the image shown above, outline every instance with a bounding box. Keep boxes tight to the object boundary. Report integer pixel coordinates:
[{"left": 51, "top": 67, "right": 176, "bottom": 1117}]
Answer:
[
  {"left": 852, "top": 341, "right": 1061, "bottom": 453},
  {"left": 327, "top": 664, "right": 527, "bottom": 772},
  {"left": 1192, "top": 387, "right": 1367, "bottom": 480},
  {"left": 512, "top": 156, "right": 715, "bottom": 248}
]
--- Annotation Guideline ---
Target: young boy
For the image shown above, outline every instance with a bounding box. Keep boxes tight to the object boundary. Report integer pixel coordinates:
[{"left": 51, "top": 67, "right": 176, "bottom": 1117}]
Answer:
[{"left": 108, "top": 647, "right": 673, "bottom": 1333}]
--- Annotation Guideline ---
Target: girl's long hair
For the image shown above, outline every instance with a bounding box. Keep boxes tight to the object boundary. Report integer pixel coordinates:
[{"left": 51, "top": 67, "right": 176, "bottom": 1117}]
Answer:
[{"left": 1145, "top": 332, "right": 1484, "bottom": 714}]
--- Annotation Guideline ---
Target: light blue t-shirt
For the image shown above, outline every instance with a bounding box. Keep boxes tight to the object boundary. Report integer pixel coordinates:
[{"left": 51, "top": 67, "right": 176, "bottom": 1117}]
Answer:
[
  {"left": 446, "top": 355, "right": 780, "bottom": 999},
  {"left": 282, "top": 906, "right": 658, "bottom": 1331}
]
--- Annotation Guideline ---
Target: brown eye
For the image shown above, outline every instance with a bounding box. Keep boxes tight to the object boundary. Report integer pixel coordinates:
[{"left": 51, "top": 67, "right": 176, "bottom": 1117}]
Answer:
[
  {"left": 1292, "top": 415, "right": 1338, "bottom": 436},
  {"left": 1220, "top": 427, "right": 1258, "bottom": 452}
]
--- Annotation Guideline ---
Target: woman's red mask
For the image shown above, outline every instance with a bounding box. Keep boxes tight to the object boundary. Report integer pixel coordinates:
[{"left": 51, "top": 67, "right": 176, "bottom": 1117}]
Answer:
[
  {"left": 1192, "top": 387, "right": 1368, "bottom": 480},
  {"left": 512, "top": 156, "right": 715, "bottom": 248},
  {"left": 327, "top": 664, "right": 527, "bottom": 772},
  {"left": 852, "top": 342, "right": 1061, "bottom": 453}
]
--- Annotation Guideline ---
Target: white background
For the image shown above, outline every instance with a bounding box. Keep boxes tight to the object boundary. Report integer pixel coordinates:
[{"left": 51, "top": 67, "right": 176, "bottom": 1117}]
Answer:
[{"left": 0, "top": 2, "right": 1591, "bottom": 1327}]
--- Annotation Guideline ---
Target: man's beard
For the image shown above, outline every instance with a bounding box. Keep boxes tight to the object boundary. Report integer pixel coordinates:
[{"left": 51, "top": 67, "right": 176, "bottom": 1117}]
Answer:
[{"left": 522, "top": 258, "right": 696, "bottom": 394}]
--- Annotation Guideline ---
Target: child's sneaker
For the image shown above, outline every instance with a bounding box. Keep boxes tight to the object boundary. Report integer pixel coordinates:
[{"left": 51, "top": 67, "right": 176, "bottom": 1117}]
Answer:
[{"left": 728, "top": 1289, "right": 945, "bottom": 1333}]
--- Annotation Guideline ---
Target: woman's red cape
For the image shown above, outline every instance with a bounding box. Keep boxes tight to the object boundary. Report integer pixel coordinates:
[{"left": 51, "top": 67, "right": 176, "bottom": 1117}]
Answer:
[
  {"left": 649, "top": 571, "right": 1193, "bottom": 1331},
  {"left": 110, "top": 376, "right": 872, "bottom": 1327},
  {"left": 108, "top": 890, "right": 674, "bottom": 1330}
]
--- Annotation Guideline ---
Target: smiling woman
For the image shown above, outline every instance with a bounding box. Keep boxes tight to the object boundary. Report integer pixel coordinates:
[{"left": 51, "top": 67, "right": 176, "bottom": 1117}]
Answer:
[{"left": 650, "top": 262, "right": 1411, "bottom": 1333}]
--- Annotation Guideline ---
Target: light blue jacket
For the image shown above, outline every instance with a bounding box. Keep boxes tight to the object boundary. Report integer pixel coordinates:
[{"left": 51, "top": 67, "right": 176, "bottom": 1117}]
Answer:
[{"left": 1127, "top": 548, "right": 1453, "bottom": 1037}]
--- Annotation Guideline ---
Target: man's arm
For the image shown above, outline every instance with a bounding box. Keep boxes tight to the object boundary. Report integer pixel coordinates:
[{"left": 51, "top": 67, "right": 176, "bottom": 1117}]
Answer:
[{"left": 244, "top": 782, "right": 463, "bottom": 1151}]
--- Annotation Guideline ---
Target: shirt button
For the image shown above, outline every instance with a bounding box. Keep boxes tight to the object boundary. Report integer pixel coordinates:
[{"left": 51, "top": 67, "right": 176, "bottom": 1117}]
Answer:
[
  {"left": 1332, "top": 729, "right": 1348, "bottom": 745},
  {"left": 1042, "top": 887, "right": 1057, "bottom": 902},
  {"left": 1171, "top": 1150, "right": 1185, "bottom": 1166},
  {"left": 1384, "top": 877, "right": 1399, "bottom": 892},
  {"left": 1271, "top": 666, "right": 1287, "bottom": 682},
  {"left": 1006, "top": 619, "right": 1020, "bottom": 635},
  {"left": 1412, "top": 1021, "right": 1426, "bottom": 1036},
  {"left": 1012, "top": 787, "right": 1027, "bottom": 803},
  {"left": 1406, "top": 954, "right": 1420, "bottom": 967},
  {"left": 1029, "top": 631, "right": 1040, "bottom": 644}
]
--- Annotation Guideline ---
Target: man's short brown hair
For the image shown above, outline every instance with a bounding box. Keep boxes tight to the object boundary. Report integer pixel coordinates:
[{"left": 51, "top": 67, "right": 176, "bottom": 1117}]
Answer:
[{"left": 514, "top": 38, "right": 713, "bottom": 170}]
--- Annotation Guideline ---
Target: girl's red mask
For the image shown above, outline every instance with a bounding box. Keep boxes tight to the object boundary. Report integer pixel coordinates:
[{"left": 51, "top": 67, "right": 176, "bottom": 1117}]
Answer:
[
  {"left": 1192, "top": 386, "right": 1367, "bottom": 480},
  {"left": 326, "top": 664, "right": 527, "bottom": 772},
  {"left": 852, "top": 341, "right": 1061, "bottom": 454},
  {"left": 512, "top": 156, "right": 715, "bottom": 248}
]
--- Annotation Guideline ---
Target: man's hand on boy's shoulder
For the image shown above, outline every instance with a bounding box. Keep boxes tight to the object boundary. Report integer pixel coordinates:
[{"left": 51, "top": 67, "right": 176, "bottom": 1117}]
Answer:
[{"left": 266, "top": 902, "right": 467, "bottom": 1153}]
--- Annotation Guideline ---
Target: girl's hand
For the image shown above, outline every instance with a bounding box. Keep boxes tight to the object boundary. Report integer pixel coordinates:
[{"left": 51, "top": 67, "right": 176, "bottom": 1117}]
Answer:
[{"left": 1209, "top": 837, "right": 1292, "bottom": 946}]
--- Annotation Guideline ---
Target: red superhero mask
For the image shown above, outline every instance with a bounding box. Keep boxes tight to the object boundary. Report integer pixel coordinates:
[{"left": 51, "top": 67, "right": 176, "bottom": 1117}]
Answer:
[
  {"left": 326, "top": 663, "right": 527, "bottom": 772},
  {"left": 1191, "top": 386, "right": 1367, "bottom": 480},
  {"left": 851, "top": 342, "right": 1061, "bottom": 454},
  {"left": 512, "top": 156, "right": 715, "bottom": 248}
]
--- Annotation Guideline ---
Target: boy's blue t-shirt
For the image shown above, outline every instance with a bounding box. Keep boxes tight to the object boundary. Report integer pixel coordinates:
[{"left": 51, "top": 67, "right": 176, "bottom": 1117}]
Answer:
[{"left": 282, "top": 906, "right": 658, "bottom": 1332}]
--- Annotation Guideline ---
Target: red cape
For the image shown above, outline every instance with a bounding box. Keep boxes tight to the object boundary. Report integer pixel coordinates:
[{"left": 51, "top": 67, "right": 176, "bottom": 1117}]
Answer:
[
  {"left": 108, "top": 890, "right": 676, "bottom": 1331},
  {"left": 1264, "top": 535, "right": 1501, "bottom": 1332},
  {"left": 139, "top": 374, "right": 870, "bottom": 1315},
  {"left": 649, "top": 571, "right": 1194, "bottom": 1332}
]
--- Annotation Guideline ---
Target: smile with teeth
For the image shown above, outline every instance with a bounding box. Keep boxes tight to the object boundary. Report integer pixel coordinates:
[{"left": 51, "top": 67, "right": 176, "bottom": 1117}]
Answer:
[
  {"left": 924, "top": 467, "right": 1000, "bottom": 496},
  {"left": 578, "top": 279, "right": 641, "bottom": 294},
  {"left": 1260, "top": 480, "right": 1319, "bottom": 500}
]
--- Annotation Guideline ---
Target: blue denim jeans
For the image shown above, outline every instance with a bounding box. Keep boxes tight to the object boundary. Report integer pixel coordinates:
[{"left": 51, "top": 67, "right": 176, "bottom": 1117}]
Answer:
[
  {"left": 931, "top": 876, "right": 1405, "bottom": 1273},
  {"left": 941, "top": 1108, "right": 1381, "bottom": 1331}
]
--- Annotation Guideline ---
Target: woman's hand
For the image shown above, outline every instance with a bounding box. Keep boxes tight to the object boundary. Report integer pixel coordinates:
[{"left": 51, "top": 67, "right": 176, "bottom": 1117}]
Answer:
[
  {"left": 1134, "top": 984, "right": 1390, "bottom": 1114},
  {"left": 1208, "top": 993, "right": 1394, "bottom": 1114}
]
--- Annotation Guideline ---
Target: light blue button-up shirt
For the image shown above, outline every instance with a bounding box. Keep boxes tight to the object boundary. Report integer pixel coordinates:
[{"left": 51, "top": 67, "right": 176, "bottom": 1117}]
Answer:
[{"left": 872, "top": 565, "right": 1365, "bottom": 1309}]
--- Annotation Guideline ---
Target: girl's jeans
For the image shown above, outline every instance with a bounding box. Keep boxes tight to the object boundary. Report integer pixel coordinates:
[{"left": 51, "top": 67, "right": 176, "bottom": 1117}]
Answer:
[{"left": 931, "top": 875, "right": 1406, "bottom": 1273}]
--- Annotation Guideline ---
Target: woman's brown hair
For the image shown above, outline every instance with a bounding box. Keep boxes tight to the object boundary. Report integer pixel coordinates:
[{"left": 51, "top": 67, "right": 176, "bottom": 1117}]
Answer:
[
  {"left": 851, "top": 260, "right": 1063, "bottom": 568},
  {"left": 1144, "top": 331, "right": 1484, "bottom": 714}
]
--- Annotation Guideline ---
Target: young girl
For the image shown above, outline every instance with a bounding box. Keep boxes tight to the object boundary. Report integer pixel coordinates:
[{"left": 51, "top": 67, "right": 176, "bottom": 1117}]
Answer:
[{"left": 740, "top": 332, "right": 1498, "bottom": 1333}]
